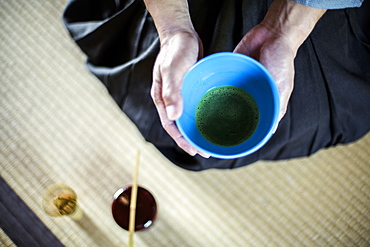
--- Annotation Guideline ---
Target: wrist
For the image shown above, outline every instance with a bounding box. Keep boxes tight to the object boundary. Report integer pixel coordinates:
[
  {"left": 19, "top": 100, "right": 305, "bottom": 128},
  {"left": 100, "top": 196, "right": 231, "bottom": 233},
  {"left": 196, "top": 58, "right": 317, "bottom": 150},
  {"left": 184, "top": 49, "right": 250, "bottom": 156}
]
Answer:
[
  {"left": 144, "top": 0, "right": 195, "bottom": 42},
  {"left": 261, "top": 0, "right": 326, "bottom": 51}
]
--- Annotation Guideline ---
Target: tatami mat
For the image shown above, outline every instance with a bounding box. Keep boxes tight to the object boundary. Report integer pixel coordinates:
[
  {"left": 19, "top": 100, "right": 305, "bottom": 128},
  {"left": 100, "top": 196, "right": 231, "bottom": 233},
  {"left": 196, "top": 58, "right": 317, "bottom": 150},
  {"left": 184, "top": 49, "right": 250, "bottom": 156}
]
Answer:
[
  {"left": 1, "top": 1, "right": 369, "bottom": 246},
  {"left": 0, "top": 229, "right": 16, "bottom": 247}
]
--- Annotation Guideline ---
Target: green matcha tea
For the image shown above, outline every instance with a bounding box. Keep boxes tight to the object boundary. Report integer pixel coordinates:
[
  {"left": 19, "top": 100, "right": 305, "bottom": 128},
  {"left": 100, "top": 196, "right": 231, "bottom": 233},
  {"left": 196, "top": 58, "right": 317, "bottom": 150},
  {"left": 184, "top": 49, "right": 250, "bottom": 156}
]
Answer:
[{"left": 195, "top": 86, "right": 259, "bottom": 147}]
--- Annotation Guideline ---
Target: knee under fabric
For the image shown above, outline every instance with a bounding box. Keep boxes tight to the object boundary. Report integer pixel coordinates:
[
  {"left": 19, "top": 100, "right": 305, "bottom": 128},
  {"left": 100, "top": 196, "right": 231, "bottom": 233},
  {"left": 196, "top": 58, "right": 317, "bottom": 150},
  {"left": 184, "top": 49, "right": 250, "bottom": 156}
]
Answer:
[{"left": 63, "top": 0, "right": 370, "bottom": 170}]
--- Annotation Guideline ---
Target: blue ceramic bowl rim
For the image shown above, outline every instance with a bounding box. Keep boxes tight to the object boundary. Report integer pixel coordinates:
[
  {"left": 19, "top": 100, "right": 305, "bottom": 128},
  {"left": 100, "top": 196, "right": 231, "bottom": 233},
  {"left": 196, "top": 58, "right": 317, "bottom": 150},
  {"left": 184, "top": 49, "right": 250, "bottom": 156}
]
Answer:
[{"left": 176, "top": 52, "right": 280, "bottom": 159}]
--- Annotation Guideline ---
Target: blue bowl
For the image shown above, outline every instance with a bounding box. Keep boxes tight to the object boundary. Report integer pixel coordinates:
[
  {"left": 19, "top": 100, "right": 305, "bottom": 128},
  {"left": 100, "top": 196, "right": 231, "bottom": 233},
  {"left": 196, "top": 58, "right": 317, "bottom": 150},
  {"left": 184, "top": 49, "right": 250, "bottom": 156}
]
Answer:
[{"left": 176, "top": 52, "right": 280, "bottom": 159}]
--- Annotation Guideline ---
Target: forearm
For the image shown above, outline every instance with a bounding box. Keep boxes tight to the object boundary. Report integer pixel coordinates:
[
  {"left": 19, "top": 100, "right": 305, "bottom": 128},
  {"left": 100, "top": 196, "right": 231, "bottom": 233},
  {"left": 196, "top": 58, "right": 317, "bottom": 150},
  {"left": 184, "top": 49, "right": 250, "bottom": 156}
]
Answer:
[
  {"left": 262, "top": 0, "right": 326, "bottom": 52},
  {"left": 143, "top": 0, "right": 194, "bottom": 41}
]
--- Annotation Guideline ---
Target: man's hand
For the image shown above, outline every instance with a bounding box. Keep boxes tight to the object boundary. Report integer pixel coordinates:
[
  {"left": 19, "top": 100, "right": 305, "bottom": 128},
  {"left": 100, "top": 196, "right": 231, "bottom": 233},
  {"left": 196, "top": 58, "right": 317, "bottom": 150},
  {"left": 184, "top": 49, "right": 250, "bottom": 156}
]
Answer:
[
  {"left": 151, "top": 30, "right": 209, "bottom": 157},
  {"left": 144, "top": 0, "right": 209, "bottom": 157},
  {"left": 146, "top": 0, "right": 325, "bottom": 156},
  {"left": 234, "top": 24, "right": 295, "bottom": 122},
  {"left": 235, "top": 0, "right": 326, "bottom": 125}
]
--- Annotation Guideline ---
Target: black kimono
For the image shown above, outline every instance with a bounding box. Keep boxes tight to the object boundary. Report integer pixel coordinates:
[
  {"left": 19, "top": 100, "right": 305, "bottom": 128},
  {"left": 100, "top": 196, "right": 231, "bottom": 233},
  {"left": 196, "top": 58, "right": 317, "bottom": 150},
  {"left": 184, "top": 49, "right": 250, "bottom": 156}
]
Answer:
[{"left": 63, "top": 0, "right": 370, "bottom": 170}]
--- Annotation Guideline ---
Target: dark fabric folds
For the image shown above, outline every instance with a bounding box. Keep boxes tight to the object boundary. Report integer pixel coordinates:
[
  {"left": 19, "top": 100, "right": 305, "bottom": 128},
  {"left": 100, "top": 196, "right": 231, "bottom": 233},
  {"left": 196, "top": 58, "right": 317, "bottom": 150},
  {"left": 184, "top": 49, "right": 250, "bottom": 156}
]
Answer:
[
  {"left": 63, "top": 0, "right": 370, "bottom": 170},
  {"left": 64, "top": 0, "right": 163, "bottom": 142},
  {"left": 0, "top": 177, "right": 64, "bottom": 247}
]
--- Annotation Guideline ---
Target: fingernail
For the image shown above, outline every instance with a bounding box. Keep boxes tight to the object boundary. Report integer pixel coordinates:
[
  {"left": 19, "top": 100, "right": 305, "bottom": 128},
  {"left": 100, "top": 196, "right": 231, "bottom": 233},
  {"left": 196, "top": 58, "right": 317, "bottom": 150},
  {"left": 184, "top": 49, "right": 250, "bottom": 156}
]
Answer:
[
  {"left": 272, "top": 123, "right": 279, "bottom": 134},
  {"left": 166, "top": 105, "right": 177, "bottom": 120},
  {"left": 188, "top": 149, "right": 197, "bottom": 156},
  {"left": 200, "top": 153, "right": 211, "bottom": 159}
]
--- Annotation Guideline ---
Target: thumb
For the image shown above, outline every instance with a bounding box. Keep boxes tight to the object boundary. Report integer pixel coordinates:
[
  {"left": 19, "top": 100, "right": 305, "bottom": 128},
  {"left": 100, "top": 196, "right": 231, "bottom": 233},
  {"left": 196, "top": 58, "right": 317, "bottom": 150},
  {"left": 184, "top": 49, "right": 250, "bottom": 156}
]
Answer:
[
  {"left": 160, "top": 34, "right": 200, "bottom": 120},
  {"left": 162, "top": 66, "right": 184, "bottom": 120},
  {"left": 165, "top": 95, "right": 183, "bottom": 121},
  {"left": 233, "top": 36, "right": 250, "bottom": 56}
]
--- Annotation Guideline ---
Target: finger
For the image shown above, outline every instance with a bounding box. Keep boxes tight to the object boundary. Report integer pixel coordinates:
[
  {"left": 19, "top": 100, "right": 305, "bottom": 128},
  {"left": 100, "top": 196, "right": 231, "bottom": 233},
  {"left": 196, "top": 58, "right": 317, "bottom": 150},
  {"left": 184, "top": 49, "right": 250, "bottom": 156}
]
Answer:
[
  {"left": 151, "top": 34, "right": 210, "bottom": 157},
  {"left": 160, "top": 37, "right": 198, "bottom": 120},
  {"left": 277, "top": 86, "right": 290, "bottom": 122},
  {"left": 271, "top": 64, "right": 294, "bottom": 122},
  {"left": 166, "top": 122, "right": 211, "bottom": 158},
  {"left": 198, "top": 151, "right": 211, "bottom": 159},
  {"left": 259, "top": 53, "right": 294, "bottom": 128},
  {"left": 152, "top": 55, "right": 184, "bottom": 121},
  {"left": 233, "top": 36, "right": 251, "bottom": 56},
  {"left": 161, "top": 111, "right": 211, "bottom": 157},
  {"left": 152, "top": 81, "right": 199, "bottom": 156},
  {"left": 163, "top": 120, "right": 198, "bottom": 156},
  {"left": 160, "top": 57, "right": 185, "bottom": 120},
  {"left": 153, "top": 87, "right": 210, "bottom": 157}
]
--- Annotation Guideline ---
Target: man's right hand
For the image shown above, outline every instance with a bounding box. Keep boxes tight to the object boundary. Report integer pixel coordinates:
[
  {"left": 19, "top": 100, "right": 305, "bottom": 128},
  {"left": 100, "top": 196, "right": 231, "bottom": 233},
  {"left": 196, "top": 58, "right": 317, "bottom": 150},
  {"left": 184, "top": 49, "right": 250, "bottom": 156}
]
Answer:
[{"left": 150, "top": 30, "right": 209, "bottom": 157}]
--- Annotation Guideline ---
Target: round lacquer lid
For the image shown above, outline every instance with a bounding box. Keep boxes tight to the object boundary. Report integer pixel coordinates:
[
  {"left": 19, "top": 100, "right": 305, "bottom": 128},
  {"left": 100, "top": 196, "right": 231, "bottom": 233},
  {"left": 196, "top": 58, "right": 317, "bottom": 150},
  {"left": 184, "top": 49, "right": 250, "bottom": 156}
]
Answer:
[{"left": 111, "top": 186, "right": 157, "bottom": 231}]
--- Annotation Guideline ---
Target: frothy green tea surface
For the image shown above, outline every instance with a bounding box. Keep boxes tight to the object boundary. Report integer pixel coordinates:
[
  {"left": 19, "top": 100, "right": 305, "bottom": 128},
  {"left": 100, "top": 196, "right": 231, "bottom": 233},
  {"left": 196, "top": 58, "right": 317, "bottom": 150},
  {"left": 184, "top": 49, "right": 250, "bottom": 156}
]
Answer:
[{"left": 195, "top": 86, "right": 259, "bottom": 147}]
